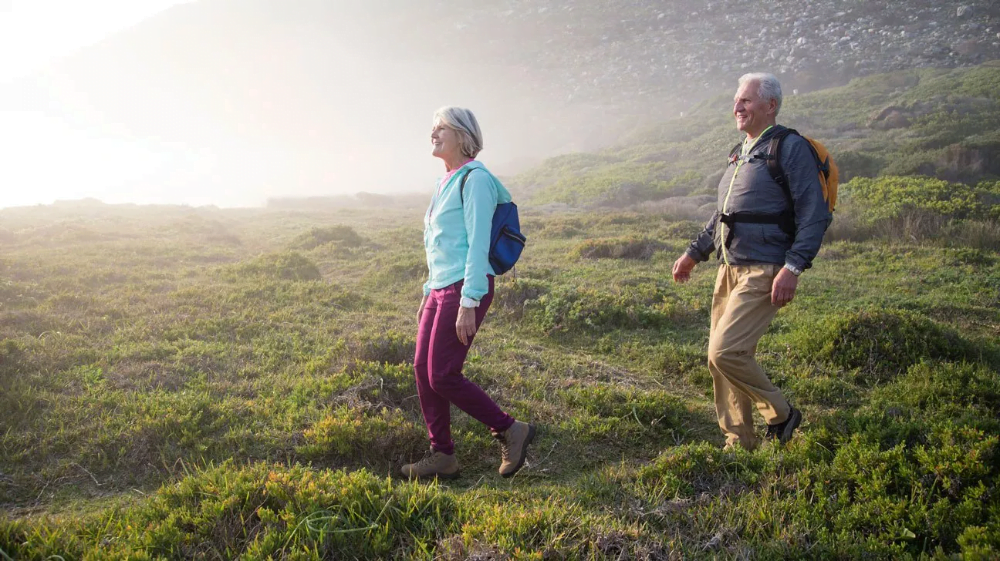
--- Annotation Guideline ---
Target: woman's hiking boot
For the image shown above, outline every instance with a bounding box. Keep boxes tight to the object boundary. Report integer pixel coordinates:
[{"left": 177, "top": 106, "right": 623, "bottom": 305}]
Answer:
[
  {"left": 401, "top": 449, "right": 459, "bottom": 480},
  {"left": 494, "top": 420, "right": 536, "bottom": 478},
  {"left": 765, "top": 406, "right": 802, "bottom": 444}
]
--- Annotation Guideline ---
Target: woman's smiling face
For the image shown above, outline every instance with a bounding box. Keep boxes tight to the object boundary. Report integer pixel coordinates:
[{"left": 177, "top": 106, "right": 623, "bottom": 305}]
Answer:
[{"left": 430, "top": 119, "right": 462, "bottom": 160}]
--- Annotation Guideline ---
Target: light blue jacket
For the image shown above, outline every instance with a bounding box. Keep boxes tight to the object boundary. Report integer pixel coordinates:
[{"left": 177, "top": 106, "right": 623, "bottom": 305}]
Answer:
[{"left": 423, "top": 160, "right": 512, "bottom": 302}]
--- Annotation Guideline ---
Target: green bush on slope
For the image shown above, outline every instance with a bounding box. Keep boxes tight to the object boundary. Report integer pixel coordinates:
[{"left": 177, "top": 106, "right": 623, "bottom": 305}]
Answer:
[
  {"left": 230, "top": 252, "right": 323, "bottom": 281},
  {"left": 0, "top": 463, "right": 457, "bottom": 559},
  {"left": 793, "top": 308, "right": 977, "bottom": 383},
  {"left": 289, "top": 226, "right": 366, "bottom": 251}
]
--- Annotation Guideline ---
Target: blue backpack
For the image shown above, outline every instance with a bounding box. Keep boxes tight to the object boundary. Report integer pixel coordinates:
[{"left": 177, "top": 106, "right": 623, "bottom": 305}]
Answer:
[{"left": 460, "top": 169, "right": 526, "bottom": 275}]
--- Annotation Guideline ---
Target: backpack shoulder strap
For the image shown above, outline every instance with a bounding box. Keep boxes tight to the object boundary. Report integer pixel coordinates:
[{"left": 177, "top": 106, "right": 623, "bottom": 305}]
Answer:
[
  {"left": 766, "top": 128, "right": 797, "bottom": 206},
  {"left": 728, "top": 142, "right": 741, "bottom": 165},
  {"left": 459, "top": 168, "right": 479, "bottom": 204}
]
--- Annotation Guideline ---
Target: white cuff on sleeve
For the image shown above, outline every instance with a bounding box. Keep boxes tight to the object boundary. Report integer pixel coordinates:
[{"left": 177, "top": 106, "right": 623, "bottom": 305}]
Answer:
[{"left": 460, "top": 296, "right": 480, "bottom": 308}]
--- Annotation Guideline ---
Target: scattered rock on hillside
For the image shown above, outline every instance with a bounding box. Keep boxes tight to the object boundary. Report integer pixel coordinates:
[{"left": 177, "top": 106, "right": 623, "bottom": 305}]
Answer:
[
  {"left": 445, "top": 0, "right": 1000, "bottom": 105},
  {"left": 868, "top": 106, "right": 912, "bottom": 130}
]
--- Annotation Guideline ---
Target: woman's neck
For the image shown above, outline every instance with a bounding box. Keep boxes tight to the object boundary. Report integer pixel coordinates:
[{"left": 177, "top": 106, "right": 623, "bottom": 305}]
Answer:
[{"left": 443, "top": 155, "right": 472, "bottom": 172}]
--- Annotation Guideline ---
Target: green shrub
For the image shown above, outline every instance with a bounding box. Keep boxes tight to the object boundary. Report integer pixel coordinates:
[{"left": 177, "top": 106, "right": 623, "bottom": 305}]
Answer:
[
  {"left": 0, "top": 463, "right": 456, "bottom": 558},
  {"left": 941, "top": 218, "right": 1000, "bottom": 251},
  {"left": 798, "top": 309, "right": 976, "bottom": 383},
  {"left": 289, "top": 225, "right": 365, "bottom": 250},
  {"left": 0, "top": 339, "right": 25, "bottom": 376},
  {"left": 458, "top": 498, "right": 600, "bottom": 558},
  {"left": 297, "top": 405, "right": 421, "bottom": 462},
  {"left": 943, "top": 247, "right": 997, "bottom": 267},
  {"left": 841, "top": 176, "right": 999, "bottom": 222},
  {"left": 528, "top": 216, "right": 585, "bottom": 238},
  {"left": 957, "top": 523, "right": 1000, "bottom": 561},
  {"left": 362, "top": 251, "right": 426, "bottom": 287},
  {"left": 341, "top": 360, "right": 415, "bottom": 405},
  {"left": 868, "top": 361, "right": 1000, "bottom": 429},
  {"left": 821, "top": 176, "right": 1000, "bottom": 244},
  {"left": 809, "top": 428, "right": 998, "bottom": 556},
  {"left": 530, "top": 286, "right": 683, "bottom": 332},
  {"left": 573, "top": 236, "right": 664, "bottom": 260},
  {"left": 834, "top": 150, "right": 884, "bottom": 182},
  {"left": 810, "top": 359, "right": 1000, "bottom": 456},
  {"left": 557, "top": 384, "right": 693, "bottom": 444},
  {"left": 350, "top": 328, "right": 415, "bottom": 365},
  {"left": 230, "top": 252, "right": 322, "bottom": 281},
  {"left": 560, "top": 385, "right": 687, "bottom": 425},
  {"left": 594, "top": 213, "right": 646, "bottom": 227},
  {"left": 784, "top": 372, "right": 860, "bottom": 407},
  {"left": 636, "top": 443, "right": 765, "bottom": 500},
  {"left": 529, "top": 163, "right": 698, "bottom": 206},
  {"left": 660, "top": 220, "right": 703, "bottom": 240},
  {"left": 492, "top": 278, "right": 550, "bottom": 319}
]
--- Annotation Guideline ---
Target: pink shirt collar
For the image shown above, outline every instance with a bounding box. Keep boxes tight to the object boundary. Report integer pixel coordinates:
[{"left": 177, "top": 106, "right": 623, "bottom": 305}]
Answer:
[{"left": 441, "top": 159, "right": 475, "bottom": 184}]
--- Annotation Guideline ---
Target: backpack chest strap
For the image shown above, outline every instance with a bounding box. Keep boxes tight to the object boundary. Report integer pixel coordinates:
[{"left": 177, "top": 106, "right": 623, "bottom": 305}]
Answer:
[{"left": 719, "top": 211, "right": 795, "bottom": 249}]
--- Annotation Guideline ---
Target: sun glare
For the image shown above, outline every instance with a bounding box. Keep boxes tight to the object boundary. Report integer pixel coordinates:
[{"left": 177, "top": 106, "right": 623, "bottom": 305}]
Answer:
[{"left": 0, "top": 1, "right": 197, "bottom": 208}]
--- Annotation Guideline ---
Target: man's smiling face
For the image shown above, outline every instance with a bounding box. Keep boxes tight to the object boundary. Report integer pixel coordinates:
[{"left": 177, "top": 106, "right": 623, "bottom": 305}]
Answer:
[{"left": 733, "top": 80, "right": 776, "bottom": 138}]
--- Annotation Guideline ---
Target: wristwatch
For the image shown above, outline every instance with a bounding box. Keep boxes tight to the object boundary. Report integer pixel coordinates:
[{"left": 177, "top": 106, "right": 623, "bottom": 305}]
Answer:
[
  {"left": 783, "top": 263, "right": 803, "bottom": 277},
  {"left": 460, "top": 297, "right": 480, "bottom": 308}
]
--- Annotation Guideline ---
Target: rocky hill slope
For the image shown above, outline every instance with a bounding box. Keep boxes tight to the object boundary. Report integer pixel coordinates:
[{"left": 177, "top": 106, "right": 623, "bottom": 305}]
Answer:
[
  {"left": 512, "top": 61, "right": 1000, "bottom": 207},
  {"left": 405, "top": 0, "right": 1000, "bottom": 104}
]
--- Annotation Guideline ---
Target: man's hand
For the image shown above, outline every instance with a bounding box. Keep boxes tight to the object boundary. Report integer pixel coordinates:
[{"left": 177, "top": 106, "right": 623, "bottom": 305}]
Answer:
[
  {"left": 771, "top": 267, "right": 799, "bottom": 307},
  {"left": 672, "top": 253, "right": 697, "bottom": 283},
  {"left": 417, "top": 295, "right": 427, "bottom": 323},
  {"left": 456, "top": 306, "right": 477, "bottom": 345}
]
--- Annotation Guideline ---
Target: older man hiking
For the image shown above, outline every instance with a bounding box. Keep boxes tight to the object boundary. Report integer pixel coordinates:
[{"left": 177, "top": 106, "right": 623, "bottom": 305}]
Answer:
[{"left": 672, "top": 72, "right": 832, "bottom": 450}]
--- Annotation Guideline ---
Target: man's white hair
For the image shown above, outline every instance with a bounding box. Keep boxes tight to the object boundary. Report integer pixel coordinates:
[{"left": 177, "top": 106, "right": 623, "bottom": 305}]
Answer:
[
  {"left": 738, "top": 72, "right": 783, "bottom": 116},
  {"left": 433, "top": 106, "right": 483, "bottom": 158}
]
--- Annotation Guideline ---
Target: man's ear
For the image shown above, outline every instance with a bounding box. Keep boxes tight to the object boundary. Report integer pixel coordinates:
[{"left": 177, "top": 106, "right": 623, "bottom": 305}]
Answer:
[{"left": 768, "top": 98, "right": 779, "bottom": 117}]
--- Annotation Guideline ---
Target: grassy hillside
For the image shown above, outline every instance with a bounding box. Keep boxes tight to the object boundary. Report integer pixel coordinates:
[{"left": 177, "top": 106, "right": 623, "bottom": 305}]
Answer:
[
  {"left": 1, "top": 168, "right": 998, "bottom": 558},
  {"left": 515, "top": 61, "right": 1000, "bottom": 207}
]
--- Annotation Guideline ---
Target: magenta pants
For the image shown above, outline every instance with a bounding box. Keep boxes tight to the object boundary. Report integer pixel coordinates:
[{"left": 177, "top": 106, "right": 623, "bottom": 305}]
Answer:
[{"left": 414, "top": 277, "right": 514, "bottom": 455}]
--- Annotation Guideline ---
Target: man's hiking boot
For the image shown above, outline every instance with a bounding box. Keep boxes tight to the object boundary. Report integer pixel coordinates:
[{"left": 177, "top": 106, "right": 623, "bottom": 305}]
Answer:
[
  {"left": 401, "top": 449, "right": 459, "bottom": 480},
  {"left": 765, "top": 406, "right": 802, "bottom": 444},
  {"left": 494, "top": 420, "right": 536, "bottom": 478}
]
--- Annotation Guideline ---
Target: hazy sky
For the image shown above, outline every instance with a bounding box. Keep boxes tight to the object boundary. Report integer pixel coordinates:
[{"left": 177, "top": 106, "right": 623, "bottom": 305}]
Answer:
[
  {"left": 0, "top": 0, "right": 534, "bottom": 209},
  {"left": 0, "top": 0, "right": 652, "bottom": 209},
  {"left": 0, "top": 0, "right": 197, "bottom": 208},
  {"left": 0, "top": 0, "right": 195, "bottom": 80}
]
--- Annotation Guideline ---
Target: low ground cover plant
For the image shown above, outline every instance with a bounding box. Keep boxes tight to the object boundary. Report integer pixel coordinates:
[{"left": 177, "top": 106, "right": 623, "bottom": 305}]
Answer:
[
  {"left": 2, "top": 198, "right": 996, "bottom": 559},
  {"left": 2, "top": 64, "right": 1000, "bottom": 558}
]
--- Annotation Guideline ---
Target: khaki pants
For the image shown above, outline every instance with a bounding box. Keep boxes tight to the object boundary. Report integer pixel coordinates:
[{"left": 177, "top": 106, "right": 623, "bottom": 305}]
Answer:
[{"left": 709, "top": 264, "right": 791, "bottom": 450}]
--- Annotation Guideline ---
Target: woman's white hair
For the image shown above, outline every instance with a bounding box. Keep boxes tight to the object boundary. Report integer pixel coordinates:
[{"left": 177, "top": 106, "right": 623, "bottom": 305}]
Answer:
[
  {"left": 738, "top": 72, "right": 783, "bottom": 116},
  {"left": 433, "top": 106, "right": 483, "bottom": 158}
]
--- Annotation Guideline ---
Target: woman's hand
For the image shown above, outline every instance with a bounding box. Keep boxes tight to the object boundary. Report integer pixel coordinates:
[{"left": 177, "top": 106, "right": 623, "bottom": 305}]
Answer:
[
  {"left": 417, "top": 295, "right": 427, "bottom": 323},
  {"left": 456, "top": 306, "right": 477, "bottom": 345}
]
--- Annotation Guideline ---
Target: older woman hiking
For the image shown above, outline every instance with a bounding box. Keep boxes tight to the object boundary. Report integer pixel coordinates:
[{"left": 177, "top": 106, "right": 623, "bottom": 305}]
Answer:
[{"left": 402, "top": 106, "right": 536, "bottom": 480}]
